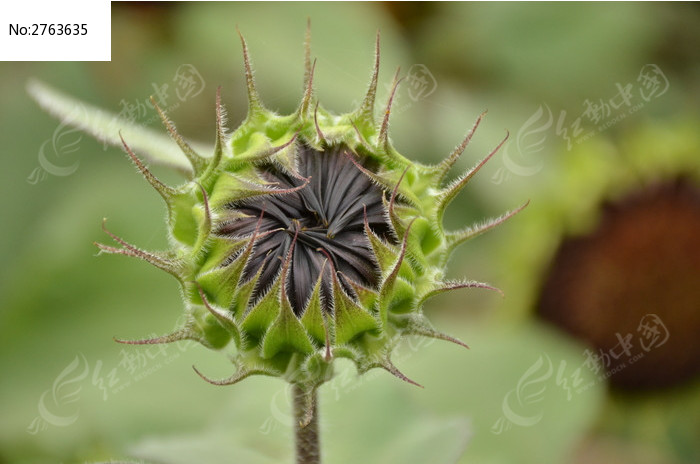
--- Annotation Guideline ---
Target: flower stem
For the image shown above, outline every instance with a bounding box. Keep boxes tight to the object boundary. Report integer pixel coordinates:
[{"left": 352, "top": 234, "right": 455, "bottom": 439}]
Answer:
[{"left": 293, "top": 384, "right": 320, "bottom": 464}]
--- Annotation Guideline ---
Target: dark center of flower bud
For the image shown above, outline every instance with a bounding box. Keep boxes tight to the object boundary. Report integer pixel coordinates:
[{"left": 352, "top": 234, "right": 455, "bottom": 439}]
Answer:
[{"left": 217, "top": 144, "right": 391, "bottom": 316}]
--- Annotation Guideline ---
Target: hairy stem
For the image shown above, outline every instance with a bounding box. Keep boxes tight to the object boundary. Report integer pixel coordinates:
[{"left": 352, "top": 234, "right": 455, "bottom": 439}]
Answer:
[{"left": 293, "top": 384, "right": 320, "bottom": 464}]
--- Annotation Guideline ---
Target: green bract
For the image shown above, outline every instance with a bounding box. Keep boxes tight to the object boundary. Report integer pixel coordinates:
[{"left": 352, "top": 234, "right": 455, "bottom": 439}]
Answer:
[{"left": 31, "top": 28, "right": 525, "bottom": 422}]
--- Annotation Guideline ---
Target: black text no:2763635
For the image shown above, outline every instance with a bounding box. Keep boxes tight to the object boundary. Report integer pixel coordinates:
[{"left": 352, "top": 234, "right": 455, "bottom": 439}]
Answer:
[{"left": 9, "top": 24, "right": 87, "bottom": 36}]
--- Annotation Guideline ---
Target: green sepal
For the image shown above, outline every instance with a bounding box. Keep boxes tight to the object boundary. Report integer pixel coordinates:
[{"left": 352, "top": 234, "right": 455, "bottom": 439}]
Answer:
[
  {"left": 302, "top": 352, "right": 334, "bottom": 385},
  {"left": 345, "top": 279, "right": 379, "bottom": 312},
  {"left": 196, "top": 233, "right": 257, "bottom": 308},
  {"left": 229, "top": 124, "right": 267, "bottom": 159},
  {"left": 227, "top": 130, "right": 298, "bottom": 169},
  {"left": 241, "top": 277, "right": 283, "bottom": 340},
  {"left": 351, "top": 30, "right": 380, "bottom": 127},
  {"left": 378, "top": 220, "right": 413, "bottom": 323},
  {"left": 190, "top": 184, "right": 216, "bottom": 252},
  {"left": 230, "top": 259, "right": 267, "bottom": 320},
  {"left": 196, "top": 236, "right": 247, "bottom": 274},
  {"left": 378, "top": 143, "right": 413, "bottom": 172},
  {"left": 261, "top": 296, "right": 314, "bottom": 359},
  {"left": 168, "top": 189, "right": 200, "bottom": 247},
  {"left": 382, "top": 194, "right": 409, "bottom": 239},
  {"left": 315, "top": 109, "right": 355, "bottom": 143},
  {"left": 208, "top": 172, "right": 272, "bottom": 209},
  {"left": 333, "top": 345, "right": 364, "bottom": 368},
  {"left": 384, "top": 277, "right": 415, "bottom": 314},
  {"left": 300, "top": 272, "right": 329, "bottom": 346},
  {"left": 333, "top": 278, "right": 379, "bottom": 346},
  {"left": 230, "top": 130, "right": 273, "bottom": 162},
  {"left": 364, "top": 221, "right": 397, "bottom": 274},
  {"left": 192, "top": 285, "right": 242, "bottom": 350},
  {"left": 191, "top": 305, "right": 232, "bottom": 350},
  {"left": 410, "top": 216, "right": 441, "bottom": 260}
]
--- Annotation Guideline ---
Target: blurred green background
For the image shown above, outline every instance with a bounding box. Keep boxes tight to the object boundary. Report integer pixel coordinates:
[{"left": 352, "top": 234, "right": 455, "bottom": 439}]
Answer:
[{"left": 1, "top": 2, "right": 699, "bottom": 463}]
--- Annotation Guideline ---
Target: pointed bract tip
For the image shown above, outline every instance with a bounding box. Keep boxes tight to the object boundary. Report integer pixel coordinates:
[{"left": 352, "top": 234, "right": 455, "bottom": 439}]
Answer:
[
  {"left": 378, "top": 68, "right": 403, "bottom": 145},
  {"left": 420, "top": 280, "right": 504, "bottom": 307},
  {"left": 98, "top": 219, "right": 181, "bottom": 277},
  {"left": 446, "top": 199, "right": 530, "bottom": 252},
  {"left": 406, "top": 319, "right": 470, "bottom": 350},
  {"left": 382, "top": 360, "right": 423, "bottom": 388},
  {"left": 437, "top": 130, "right": 511, "bottom": 220},
  {"left": 357, "top": 30, "right": 381, "bottom": 122},
  {"left": 437, "top": 110, "right": 489, "bottom": 181},
  {"left": 194, "top": 364, "right": 274, "bottom": 386},
  {"left": 118, "top": 131, "right": 175, "bottom": 200},
  {"left": 192, "top": 365, "right": 254, "bottom": 386},
  {"left": 204, "top": 86, "right": 228, "bottom": 175},
  {"left": 236, "top": 27, "right": 262, "bottom": 113},
  {"left": 299, "top": 58, "right": 317, "bottom": 117},
  {"left": 445, "top": 335, "right": 470, "bottom": 350},
  {"left": 149, "top": 96, "right": 205, "bottom": 175}
]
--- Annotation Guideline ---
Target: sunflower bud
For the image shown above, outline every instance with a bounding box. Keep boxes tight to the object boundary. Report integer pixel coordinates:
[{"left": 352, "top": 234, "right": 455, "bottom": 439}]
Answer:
[{"left": 83, "top": 27, "right": 525, "bottom": 417}]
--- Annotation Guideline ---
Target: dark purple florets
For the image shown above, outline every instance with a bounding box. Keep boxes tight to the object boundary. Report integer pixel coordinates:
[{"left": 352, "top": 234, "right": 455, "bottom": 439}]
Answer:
[{"left": 216, "top": 145, "right": 390, "bottom": 315}]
